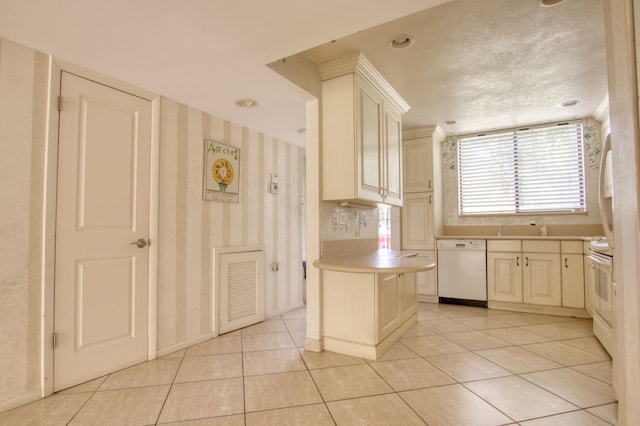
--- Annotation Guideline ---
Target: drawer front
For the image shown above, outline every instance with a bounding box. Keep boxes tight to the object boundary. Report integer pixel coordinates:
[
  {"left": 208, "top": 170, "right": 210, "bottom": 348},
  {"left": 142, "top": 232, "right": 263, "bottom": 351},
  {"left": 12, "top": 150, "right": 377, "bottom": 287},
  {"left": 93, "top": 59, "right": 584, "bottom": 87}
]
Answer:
[
  {"left": 561, "top": 240, "right": 583, "bottom": 254},
  {"left": 487, "top": 240, "right": 521, "bottom": 252},
  {"left": 523, "top": 240, "right": 560, "bottom": 253}
]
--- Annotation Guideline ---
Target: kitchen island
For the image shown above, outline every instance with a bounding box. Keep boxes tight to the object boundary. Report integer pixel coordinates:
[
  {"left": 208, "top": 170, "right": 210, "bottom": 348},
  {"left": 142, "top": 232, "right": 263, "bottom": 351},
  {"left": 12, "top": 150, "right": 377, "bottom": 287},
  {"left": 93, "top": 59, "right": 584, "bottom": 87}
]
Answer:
[{"left": 314, "top": 250, "right": 435, "bottom": 360}]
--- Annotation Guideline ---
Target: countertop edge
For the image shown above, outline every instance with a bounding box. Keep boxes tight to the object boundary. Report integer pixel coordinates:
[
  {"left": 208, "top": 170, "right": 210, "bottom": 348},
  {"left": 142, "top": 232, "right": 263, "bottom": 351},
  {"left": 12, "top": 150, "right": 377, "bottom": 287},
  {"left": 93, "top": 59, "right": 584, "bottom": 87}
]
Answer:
[{"left": 313, "top": 250, "right": 436, "bottom": 274}]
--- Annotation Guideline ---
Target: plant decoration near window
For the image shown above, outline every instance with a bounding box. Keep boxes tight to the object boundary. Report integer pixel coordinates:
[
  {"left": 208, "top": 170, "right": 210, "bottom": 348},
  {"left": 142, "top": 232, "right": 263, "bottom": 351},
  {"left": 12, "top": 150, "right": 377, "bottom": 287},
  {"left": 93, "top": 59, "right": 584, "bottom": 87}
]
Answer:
[
  {"left": 203, "top": 139, "right": 240, "bottom": 203},
  {"left": 457, "top": 121, "right": 586, "bottom": 215}
]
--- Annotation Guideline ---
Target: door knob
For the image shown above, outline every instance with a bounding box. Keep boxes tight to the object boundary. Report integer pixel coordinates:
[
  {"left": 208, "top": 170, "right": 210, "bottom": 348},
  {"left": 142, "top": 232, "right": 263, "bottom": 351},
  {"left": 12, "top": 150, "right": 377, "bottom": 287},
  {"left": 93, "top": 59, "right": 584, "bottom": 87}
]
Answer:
[{"left": 131, "top": 238, "right": 150, "bottom": 248}]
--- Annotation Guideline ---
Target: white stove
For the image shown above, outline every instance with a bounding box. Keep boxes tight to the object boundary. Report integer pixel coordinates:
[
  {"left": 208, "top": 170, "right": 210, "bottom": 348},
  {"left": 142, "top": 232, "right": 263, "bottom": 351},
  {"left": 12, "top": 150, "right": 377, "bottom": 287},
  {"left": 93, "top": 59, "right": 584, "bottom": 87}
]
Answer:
[{"left": 588, "top": 237, "right": 615, "bottom": 356}]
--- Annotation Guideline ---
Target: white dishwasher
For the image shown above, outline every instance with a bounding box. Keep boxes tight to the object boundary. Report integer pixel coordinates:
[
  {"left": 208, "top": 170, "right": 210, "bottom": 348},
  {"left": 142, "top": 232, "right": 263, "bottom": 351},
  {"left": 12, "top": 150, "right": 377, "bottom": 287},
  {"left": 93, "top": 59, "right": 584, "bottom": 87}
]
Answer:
[{"left": 437, "top": 239, "right": 487, "bottom": 307}]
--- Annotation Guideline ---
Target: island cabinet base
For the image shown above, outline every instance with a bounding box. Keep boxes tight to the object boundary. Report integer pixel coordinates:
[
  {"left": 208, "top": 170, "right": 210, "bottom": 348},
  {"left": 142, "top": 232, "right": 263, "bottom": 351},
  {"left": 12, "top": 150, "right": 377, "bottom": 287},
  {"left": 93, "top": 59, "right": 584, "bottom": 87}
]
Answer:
[{"left": 322, "top": 270, "right": 418, "bottom": 360}]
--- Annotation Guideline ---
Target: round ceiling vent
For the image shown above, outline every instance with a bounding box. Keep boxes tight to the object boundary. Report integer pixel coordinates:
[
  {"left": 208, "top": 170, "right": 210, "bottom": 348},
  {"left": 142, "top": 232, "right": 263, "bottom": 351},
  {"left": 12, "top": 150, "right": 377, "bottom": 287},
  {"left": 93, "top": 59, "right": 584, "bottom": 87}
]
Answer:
[
  {"left": 235, "top": 98, "right": 258, "bottom": 108},
  {"left": 390, "top": 34, "right": 414, "bottom": 50},
  {"left": 539, "top": 0, "right": 565, "bottom": 7}
]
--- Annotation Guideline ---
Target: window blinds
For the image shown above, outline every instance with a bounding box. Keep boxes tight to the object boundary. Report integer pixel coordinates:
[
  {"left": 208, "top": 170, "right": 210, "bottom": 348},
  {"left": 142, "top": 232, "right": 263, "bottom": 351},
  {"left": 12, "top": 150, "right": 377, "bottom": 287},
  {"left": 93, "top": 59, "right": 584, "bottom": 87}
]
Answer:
[{"left": 458, "top": 122, "right": 586, "bottom": 215}]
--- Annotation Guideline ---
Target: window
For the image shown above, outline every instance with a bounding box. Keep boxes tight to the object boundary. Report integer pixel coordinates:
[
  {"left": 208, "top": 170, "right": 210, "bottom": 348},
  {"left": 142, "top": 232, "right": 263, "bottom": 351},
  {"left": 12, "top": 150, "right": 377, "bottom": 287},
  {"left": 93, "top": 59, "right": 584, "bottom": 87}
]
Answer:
[
  {"left": 378, "top": 205, "right": 391, "bottom": 248},
  {"left": 458, "top": 121, "right": 586, "bottom": 215}
]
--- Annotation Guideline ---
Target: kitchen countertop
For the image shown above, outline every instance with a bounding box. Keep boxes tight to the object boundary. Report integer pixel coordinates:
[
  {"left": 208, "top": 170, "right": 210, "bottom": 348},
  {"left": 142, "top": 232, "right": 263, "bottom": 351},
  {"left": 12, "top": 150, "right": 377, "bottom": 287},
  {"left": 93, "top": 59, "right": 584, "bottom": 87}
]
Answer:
[
  {"left": 313, "top": 250, "right": 436, "bottom": 274},
  {"left": 436, "top": 236, "right": 598, "bottom": 241}
]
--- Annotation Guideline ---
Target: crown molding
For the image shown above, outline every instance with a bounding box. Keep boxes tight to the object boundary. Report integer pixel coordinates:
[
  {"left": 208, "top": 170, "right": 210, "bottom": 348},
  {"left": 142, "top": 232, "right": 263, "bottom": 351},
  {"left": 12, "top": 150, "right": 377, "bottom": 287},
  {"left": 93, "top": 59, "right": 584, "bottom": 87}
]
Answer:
[{"left": 318, "top": 52, "right": 410, "bottom": 113}]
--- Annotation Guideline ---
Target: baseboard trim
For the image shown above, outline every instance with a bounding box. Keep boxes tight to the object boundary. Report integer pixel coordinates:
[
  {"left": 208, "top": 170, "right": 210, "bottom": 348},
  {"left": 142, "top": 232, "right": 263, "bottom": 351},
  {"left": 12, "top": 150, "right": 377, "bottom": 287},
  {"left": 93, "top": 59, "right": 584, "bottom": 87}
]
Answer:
[
  {"left": 266, "top": 302, "right": 305, "bottom": 319},
  {"left": 156, "top": 333, "right": 214, "bottom": 358},
  {"left": 488, "top": 301, "right": 590, "bottom": 318},
  {"left": 0, "top": 389, "right": 42, "bottom": 414}
]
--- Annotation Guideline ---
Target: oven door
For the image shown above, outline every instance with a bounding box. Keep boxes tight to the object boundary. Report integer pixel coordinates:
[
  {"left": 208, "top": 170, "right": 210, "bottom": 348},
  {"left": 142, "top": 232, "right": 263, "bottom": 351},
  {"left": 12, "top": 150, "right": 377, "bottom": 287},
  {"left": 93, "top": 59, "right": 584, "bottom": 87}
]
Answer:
[{"left": 588, "top": 252, "right": 614, "bottom": 328}]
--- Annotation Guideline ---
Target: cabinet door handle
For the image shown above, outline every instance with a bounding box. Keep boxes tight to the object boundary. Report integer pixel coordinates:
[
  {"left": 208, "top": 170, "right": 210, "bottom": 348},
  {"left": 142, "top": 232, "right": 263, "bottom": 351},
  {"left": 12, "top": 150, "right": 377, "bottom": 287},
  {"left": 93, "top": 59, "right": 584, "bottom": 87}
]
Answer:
[
  {"left": 565, "top": 257, "right": 568, "bottom": 268},
  {"left": 428, "top": 179, "right": 432, "bottom": 189},
  {"left": 516, "top": 256, "right": 520, "bottom": 266},
  {"left": 525, "top": 256, "right": 529, "bottom": 267},
  {"left": 428, "top": 194, "right": 432, "bottom": 204}
]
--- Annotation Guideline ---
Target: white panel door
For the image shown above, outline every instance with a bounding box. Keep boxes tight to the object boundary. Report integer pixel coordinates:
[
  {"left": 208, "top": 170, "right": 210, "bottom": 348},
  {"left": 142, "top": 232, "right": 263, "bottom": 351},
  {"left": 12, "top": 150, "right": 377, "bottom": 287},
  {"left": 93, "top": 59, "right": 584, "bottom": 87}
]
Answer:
[{"left": 54, "top": 72, "right": 152, "bottom": 391}]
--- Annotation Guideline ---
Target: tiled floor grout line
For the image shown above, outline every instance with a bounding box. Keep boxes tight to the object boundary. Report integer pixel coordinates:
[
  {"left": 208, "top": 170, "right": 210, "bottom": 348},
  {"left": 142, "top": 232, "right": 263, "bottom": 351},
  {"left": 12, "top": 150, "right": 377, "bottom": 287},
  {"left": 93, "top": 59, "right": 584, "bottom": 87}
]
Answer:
[
  {"left": 153, "top": 345, "right": 187, "bottom": 425},
  {"left": 413, "top": 306, "right": 614, "bottom": 425},
  {"left": 2, "top": 305, "right": 616, "bottom": 425},
  {"left": 282, "top": 315, "right": 340, "bottom": 425},
  {"left": 64, "top": 375, "right": 109, "bottom": 425}
]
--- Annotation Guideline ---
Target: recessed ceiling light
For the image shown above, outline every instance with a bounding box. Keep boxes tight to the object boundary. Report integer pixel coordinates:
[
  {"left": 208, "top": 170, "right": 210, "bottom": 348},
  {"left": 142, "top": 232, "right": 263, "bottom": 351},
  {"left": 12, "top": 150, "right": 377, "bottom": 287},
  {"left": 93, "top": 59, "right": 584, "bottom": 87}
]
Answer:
[
  {"left": 390, "top": 34, "right": 414, "bottom": 50},
  {"left": 235, "top": 98, "right": 258, "bottom": 108},
  {"left": 539, "top": 0, "right": 565, "bottom": 7},
  {"left": 561, "top": 99, "right": 580, "bottom": 107},
  {"left": 445, "top": 120, "right": 457, "bottom": 125}
]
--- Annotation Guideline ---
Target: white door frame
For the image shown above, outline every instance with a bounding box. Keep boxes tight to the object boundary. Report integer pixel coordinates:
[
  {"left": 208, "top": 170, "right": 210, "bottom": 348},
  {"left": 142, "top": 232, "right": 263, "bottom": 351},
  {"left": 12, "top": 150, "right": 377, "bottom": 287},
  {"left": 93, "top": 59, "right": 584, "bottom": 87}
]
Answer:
[{"left": 41, "top": 58, "right": 160, "bottom": 397}]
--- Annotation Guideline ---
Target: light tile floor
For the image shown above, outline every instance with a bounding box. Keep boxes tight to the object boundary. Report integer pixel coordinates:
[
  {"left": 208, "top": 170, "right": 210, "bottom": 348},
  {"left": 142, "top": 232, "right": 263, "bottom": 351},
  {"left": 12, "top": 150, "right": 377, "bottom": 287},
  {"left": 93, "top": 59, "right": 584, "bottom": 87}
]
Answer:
[{"left": 0, "top": 303, "right": 618, "bottom": 425}]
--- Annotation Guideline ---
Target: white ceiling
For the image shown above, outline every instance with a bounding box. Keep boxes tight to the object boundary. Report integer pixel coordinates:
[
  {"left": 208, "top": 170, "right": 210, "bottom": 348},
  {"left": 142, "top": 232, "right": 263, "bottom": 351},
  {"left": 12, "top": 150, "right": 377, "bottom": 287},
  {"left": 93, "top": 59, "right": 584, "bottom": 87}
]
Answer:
[{"left": 0, "top": 0, "right": 607, "bottom": 146}]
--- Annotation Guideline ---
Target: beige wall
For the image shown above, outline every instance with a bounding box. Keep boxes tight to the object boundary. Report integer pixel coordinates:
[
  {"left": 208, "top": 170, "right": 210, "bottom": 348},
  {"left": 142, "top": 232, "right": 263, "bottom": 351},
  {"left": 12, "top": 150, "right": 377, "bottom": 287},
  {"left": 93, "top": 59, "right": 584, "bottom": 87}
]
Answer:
[
  {"left": 0, "top": 36, "right": 305, "bottom": 409},
  {"left": 0, "top": 38, "right": 49, "bottom": 409},
  {"left": 440, "top": 117, "right": 605, "bottom": 232}
]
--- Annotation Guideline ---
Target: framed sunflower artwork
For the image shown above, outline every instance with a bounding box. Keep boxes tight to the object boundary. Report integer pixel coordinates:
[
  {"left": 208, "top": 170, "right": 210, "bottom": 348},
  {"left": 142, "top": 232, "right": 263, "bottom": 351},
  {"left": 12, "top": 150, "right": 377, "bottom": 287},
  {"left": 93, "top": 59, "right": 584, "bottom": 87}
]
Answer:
[{"left": 203, "top": 139, "right": 240, "bottom": 203}]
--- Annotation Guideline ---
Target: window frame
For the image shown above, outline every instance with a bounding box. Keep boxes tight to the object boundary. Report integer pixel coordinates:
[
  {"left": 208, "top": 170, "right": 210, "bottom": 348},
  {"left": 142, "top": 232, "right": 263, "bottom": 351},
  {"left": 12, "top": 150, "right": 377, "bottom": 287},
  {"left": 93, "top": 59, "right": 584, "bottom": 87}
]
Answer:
[{"left": 457, "top": 120, "right": 587, "bottom": 216}]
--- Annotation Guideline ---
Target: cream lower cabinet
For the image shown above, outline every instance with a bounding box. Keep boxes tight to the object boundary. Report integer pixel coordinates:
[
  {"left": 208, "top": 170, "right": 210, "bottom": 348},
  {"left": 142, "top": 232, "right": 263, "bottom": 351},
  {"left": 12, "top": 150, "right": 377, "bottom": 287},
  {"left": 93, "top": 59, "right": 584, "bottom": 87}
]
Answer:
[
  {"left": 323, "top": 270, "right": 417, "bottom": 359},
  {"left": 561, "top": 241, "right": 585, "bottom": 308},
  {"left": 523, "top": 252, "right": 561, "bottom": 306},
  {"left": 583, "top": 241, "right": 594, "bottom": 315},
  {"left": 487, "top": 250, "right": 523, "bottom": 303},
  {"left": 488, "top": 239, "right": 585, "bottom": 310},
  {"left": 402, "top": 193, "right": 435, "bottom": 250},
  {"left": 415, "top": 251, "right": 437, "bottom": 302}
]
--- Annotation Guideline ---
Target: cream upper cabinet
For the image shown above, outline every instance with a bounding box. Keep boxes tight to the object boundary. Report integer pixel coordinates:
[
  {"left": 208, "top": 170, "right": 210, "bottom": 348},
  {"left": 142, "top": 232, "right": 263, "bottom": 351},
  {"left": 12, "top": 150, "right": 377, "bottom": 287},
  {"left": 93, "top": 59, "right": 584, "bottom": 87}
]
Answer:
[
  {"left": 384, "top": 103, "right": 403, "bottom": 205},
  {"left": 319, "top": 54, "right": 410, "bottom": 207},
  {"left": 403, "top": 136, "right": 434, "bottom": 193},
  {"left": 402, "top": 193, "right": 435, "bottom": 250}
]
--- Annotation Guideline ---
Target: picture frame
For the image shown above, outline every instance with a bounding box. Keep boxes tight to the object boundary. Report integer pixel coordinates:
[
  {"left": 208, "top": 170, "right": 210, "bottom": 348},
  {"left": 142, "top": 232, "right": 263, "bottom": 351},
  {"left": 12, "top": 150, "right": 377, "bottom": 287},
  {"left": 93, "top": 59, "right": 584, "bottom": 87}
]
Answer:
[{"left": 203, "top": 139, "right": 240, "bottom": 203}]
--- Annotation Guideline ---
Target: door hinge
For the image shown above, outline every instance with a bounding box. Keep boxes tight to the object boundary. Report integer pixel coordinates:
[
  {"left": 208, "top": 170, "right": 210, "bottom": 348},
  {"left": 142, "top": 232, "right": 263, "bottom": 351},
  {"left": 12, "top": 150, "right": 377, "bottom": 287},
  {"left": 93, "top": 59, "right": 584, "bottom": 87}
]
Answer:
[
  {"left": 52, "top": 332, "right": 57, "bottom": 349},
  {"left": 58, "top": 96, "right": 63, "bottom": 111}
]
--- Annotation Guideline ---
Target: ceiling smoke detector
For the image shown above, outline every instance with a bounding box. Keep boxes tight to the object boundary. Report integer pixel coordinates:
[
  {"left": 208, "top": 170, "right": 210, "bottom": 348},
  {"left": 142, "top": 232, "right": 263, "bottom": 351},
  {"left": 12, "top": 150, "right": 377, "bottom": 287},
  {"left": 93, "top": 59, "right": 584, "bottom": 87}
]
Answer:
[
  {"left": 539, "top": 0, "right": 566, "bottom": 7},
  {"left": 390, "top": 34, "right": 414, "bottom": 50},
  {"left": 235, "top": 98, "right": 258, "bottom": 108}
]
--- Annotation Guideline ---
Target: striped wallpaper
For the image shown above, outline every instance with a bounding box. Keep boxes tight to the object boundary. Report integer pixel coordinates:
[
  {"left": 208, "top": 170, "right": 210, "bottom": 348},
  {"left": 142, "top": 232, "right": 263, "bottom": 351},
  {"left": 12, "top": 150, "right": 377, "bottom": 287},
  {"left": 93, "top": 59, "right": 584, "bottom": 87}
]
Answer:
[
  {"left": 0, "top": 35, "right": 305, "bottom": 408},
  {"left": 157, "top": 98, "right": 305, "bottom": 351}
]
